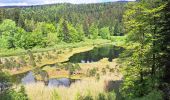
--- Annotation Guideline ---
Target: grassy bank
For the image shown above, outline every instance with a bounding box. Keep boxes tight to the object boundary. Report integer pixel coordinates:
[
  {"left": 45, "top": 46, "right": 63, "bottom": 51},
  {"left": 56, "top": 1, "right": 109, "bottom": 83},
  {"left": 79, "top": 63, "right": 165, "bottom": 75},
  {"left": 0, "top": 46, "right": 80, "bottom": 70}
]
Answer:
[
  {"left": 0, "top": 39, "right": 111, "bottom": 57},
  {"left": 1, "top": 39, "right": 112, "bottom": 75}
]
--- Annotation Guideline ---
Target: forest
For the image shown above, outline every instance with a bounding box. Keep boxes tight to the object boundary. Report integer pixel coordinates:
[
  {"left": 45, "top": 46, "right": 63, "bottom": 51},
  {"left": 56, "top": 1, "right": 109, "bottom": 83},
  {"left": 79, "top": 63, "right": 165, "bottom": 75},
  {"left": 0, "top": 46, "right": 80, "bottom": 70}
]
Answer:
[
  {"left": 0, "top": 2, "right": 124, "bottom": 50},
  {"left": 0, "top": 0, "right": 170, "bottom": 100}
]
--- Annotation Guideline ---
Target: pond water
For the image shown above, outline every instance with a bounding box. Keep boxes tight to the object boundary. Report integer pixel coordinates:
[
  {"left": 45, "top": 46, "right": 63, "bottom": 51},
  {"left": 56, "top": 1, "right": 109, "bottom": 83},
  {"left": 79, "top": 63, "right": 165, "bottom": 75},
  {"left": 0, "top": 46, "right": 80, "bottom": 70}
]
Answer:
[
  {"left": 68, "top": 45, "right": 124, "bottom": 63},
  {"left": 13, "top": 45, "right": 123, "bottom": 87},
  {"left": 13, "top": 71, "right": 77, "bottom": 87}
]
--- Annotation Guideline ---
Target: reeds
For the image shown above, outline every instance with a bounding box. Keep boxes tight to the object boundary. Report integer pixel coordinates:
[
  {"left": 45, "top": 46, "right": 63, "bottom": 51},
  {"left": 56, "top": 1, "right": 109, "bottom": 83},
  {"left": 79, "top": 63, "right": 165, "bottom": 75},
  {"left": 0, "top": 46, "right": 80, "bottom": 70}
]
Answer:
[{"left": 25, "top": 74, "right": 118, "bottom": 100}]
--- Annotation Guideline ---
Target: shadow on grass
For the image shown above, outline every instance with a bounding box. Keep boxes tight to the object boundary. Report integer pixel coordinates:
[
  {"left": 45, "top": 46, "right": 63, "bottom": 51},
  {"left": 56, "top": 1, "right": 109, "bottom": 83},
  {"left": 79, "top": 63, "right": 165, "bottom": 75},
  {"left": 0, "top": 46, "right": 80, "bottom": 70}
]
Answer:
[{"left": 105, "top": 80, "right": 123, "bottom": 100}]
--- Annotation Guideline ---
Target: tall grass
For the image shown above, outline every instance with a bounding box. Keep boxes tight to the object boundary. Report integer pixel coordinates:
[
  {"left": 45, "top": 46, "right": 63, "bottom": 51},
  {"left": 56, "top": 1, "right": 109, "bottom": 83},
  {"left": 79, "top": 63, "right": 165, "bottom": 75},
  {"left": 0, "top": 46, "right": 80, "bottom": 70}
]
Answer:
[{"left": 25, "top": 74, "right": 117, "bottom": 100}]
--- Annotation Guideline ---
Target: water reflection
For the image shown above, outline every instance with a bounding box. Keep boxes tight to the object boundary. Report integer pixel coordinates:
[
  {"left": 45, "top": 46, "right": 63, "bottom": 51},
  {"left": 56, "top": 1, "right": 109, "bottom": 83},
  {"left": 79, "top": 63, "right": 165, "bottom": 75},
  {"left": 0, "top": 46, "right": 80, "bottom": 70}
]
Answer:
[
  {"left": 14, "top": 71, "right": 77, "bottom": 87},
  {"left": 21, "top": 71, "right": 36, "bottom": 84},
  {"left": 68, "top": 45, "right": 124, "bottom": 63}
]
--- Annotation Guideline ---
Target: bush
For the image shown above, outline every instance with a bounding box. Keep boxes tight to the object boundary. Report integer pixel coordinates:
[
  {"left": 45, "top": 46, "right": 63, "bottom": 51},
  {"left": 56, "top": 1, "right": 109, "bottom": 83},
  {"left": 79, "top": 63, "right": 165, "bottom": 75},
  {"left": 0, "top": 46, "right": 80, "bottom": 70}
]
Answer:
[
  {"left": 87, "top": 68, "right": 97, "bottom": 77},
  {"left": 133, "top": 90, "right": 163, "bottom": 100},
  {"left": 0, "top": 86, "right": 29, "bottom": 100},
  {"left": 98, "top": 93, "right": 107, "bottom": 100}
]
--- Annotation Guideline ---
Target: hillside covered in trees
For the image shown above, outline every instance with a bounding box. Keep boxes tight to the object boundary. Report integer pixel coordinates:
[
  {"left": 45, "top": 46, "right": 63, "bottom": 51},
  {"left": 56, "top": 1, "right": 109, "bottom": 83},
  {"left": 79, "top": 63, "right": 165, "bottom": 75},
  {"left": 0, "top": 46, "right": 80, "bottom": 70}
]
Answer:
[{"left": 0, "top": 2, "right": 125, "bottom": 50}]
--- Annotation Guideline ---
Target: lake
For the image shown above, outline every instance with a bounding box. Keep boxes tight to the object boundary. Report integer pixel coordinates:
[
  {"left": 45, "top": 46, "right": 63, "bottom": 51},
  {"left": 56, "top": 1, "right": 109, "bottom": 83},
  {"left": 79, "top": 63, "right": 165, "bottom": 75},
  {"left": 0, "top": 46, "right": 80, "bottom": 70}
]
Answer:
[{"left": 68, "top": 45, "right": 124, "bottom": 63}]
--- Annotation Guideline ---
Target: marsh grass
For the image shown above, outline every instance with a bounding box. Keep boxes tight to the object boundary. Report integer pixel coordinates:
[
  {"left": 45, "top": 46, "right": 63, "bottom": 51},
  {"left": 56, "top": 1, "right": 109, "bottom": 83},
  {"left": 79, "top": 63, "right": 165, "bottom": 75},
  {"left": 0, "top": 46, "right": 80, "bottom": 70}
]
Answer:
[{"left": 25, "top": 74, "right": 119, "bottom": 100}]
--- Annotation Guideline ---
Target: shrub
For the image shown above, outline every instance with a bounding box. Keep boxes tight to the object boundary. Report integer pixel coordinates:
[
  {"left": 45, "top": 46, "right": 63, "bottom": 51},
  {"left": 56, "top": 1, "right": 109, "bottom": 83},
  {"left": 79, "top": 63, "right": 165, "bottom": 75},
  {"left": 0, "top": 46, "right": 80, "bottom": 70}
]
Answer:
[
  {"left": 0, "top": 86, "right": 29, "bottom": 100},
  {"left": 133, "top": 90, "right": 163, "bottom": 100},
  {"left": 107, "top": 91, "right": 116, "bottom": 100},
  {"left": 88, "top": 68, "right": 97, "bottom": 77},
  {"left": 97, "top": 93, "right": 107, "bottom": 100}
]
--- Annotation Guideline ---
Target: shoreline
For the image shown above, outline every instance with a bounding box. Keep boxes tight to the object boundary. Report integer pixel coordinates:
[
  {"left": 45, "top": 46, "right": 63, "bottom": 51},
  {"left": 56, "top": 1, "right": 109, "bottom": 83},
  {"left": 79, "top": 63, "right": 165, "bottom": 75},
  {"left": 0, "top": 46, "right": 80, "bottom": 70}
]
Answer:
[{"left": 3, "top": 39, "right": 113, "bottom": 76}]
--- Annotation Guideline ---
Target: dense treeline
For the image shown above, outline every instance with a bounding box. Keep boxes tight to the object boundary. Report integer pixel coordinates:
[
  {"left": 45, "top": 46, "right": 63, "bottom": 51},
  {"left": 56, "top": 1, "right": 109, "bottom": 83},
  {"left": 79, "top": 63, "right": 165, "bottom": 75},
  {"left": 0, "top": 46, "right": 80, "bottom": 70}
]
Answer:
[
  {"left": 121, "top": 0, "right": 170, "bottom": 99},
  {"left": 0, "top": 2, "right": 126, "bottom": 50}
]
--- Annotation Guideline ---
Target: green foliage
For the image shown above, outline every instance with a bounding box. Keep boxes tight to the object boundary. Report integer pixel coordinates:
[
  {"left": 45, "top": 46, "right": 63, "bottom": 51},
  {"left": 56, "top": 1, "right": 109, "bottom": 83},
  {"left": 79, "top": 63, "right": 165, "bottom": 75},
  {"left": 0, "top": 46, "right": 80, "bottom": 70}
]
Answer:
[
  {"left": 98, "top": 93, "right": 107, "bottom": 100},
  {"left": 0, "top": 4, "right": 124, "bottom": 50},
  {"left": 97, "top": 91, "right": 116, "bottom": 100},
  {"left": 0, "top": 71, "right": 11, "bottom": 83},
  {"left": 0, "top": 2, "right": 125, "bottom": 50},
  {"left": 0, "top": 19, "right": 17, "bottom": 49},
  {"left": 113, "top": 20, "right": 123, "bottom": 36},
  {"left": 133, "top": 90, "right": 163, "bottom": 100},
  {"left": 121, "top": 0, "right": 168, "bottom": 99},
  {"left": 87, "top": 68, "right": 97, "bottom": 77},
  {"left": 99, "top": 27, "right": 110, "bottom": 39},
  {"left": 33, "top": 22, "right": 57, "bottom": 47},
  {"left": 64, "top": 63, "right": 81, "bottom": 77},
  {"left": 66, "top": 22, "right": 79, "bottom": 42},
  {"left": 107, "top": 91, "right": 116, "bottom": 100},
  {"left": 0, "top": 86, "right": 29, "bottom": 100},
  {"left": 76, "top": 24, "right": 85, "bottom": 41},
  {"left": 0, "top": 72, "right": 28, "bottom": 100},
  {"left": 89, "top": 23, "right": 99, "bottom": 39}
]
